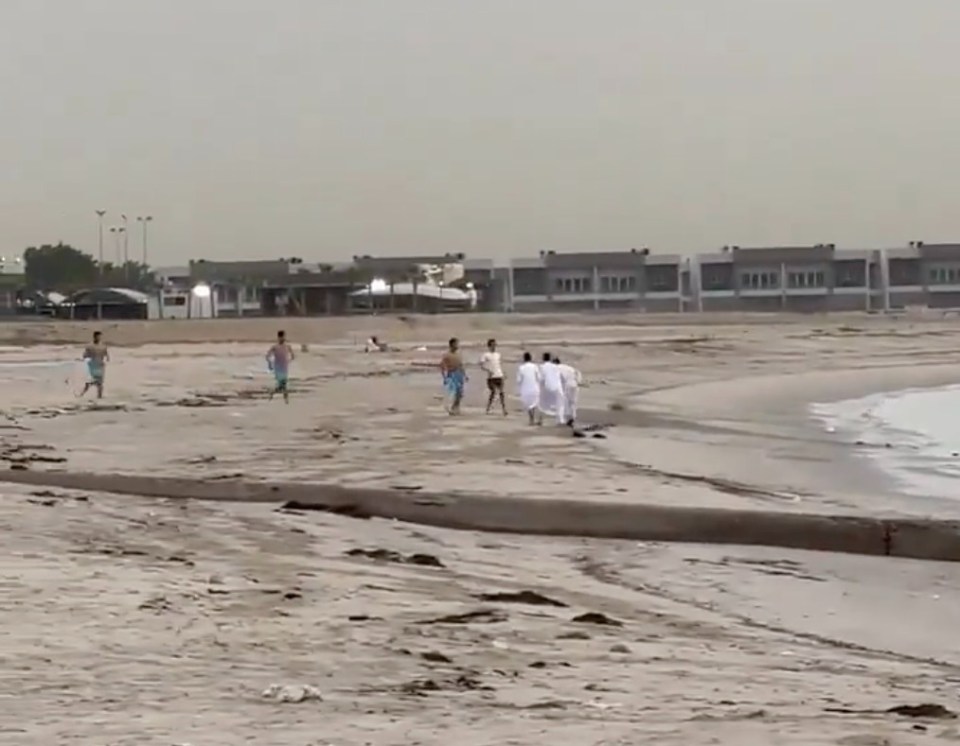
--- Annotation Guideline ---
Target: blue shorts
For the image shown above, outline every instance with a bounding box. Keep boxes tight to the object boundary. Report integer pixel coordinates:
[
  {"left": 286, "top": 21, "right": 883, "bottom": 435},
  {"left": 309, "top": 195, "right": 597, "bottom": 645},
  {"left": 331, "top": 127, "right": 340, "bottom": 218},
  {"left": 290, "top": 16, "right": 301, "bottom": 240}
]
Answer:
[
  {"left": 444, "top": 370, "right": 465, "bottom": 397},
  {"left": 273, "top": 369, "right": 289, "bottom": 387},
  {"left": 87, "top": 361, "right": 104, "bottom": 383}
]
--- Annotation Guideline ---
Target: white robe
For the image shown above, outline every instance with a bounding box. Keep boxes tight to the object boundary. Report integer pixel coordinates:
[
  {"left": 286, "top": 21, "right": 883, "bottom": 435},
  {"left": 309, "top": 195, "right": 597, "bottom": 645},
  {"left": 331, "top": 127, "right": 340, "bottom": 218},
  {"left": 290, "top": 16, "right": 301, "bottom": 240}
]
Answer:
[
  {"left": 538, "top": 362, "right": 566, "bottom": 424},
  {"left": 516, "top": 362, "right": 541, "bottom": 411},
  {"left": 557, "top": 363, "right": 581, "bottom": 422}
]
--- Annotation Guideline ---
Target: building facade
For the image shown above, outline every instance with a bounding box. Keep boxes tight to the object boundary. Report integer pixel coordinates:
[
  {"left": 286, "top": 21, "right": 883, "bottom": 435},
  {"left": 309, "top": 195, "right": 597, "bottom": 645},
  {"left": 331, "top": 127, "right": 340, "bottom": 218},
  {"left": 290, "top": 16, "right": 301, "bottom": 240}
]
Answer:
[
  {"left": 509, "top": 249, "right": 690, "bottom": 312},
  {"left": 171, "top": 242, "right": 960, "bottom": 318},
  {"left": 696, "top": 245, "right": 883, "bottom": 312},
  {"left": 884, "top": 243, "right": 960, "bottom": 310},
  {"left": 188, "top": 258, "right": 303, "bottom": 316}
]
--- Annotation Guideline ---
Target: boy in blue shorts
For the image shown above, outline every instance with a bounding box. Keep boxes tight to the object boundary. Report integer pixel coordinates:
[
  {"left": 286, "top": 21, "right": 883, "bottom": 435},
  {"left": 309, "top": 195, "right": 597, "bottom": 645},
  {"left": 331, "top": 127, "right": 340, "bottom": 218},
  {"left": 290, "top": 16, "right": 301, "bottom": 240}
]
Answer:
[
  {"left": 80, "top": 331, "right": 109, "bottom": 399},
  {"left": 266, "top": 330, "right": 295, "bottom": 403}
]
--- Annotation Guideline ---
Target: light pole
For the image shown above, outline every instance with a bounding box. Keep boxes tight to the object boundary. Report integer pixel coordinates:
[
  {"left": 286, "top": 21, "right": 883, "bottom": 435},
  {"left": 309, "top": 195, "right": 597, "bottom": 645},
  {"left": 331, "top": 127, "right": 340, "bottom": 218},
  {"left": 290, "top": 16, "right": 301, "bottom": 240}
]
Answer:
[
  {"left": 109, "top": 226, "right": 125, "bottom": 282},
  {"left": 121, "top": 214, "right": 129, "bottom": 282},
  {"left": 137, "top": 216, "right": 153, "bottom": 267},
  {"left": 95, "top": 210, "right": 106, "bottom": 280}
]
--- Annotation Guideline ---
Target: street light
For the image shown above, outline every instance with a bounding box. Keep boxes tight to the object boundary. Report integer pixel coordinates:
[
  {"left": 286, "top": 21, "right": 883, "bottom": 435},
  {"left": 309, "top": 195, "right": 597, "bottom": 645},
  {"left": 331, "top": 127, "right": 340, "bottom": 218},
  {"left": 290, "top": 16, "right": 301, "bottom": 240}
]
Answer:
[
  {"left": 120, "top": 214, "right": 129, "bottom": 282},
  {"left": 95, "top": 210, "right": 106, "bottom": 279},
  {"left": 137, "top": 216, "right": 153, "bottom": 266},
  {"left": 109, "top": 226, "right": 126, "bottom": 282}
]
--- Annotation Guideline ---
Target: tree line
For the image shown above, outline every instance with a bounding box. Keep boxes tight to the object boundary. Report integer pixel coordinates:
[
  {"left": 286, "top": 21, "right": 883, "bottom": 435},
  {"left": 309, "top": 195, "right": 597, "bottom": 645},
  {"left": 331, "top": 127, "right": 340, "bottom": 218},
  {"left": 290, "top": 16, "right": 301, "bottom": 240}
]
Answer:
[{"left": 20, "top": 243, "right": 156, "bottom": 291}]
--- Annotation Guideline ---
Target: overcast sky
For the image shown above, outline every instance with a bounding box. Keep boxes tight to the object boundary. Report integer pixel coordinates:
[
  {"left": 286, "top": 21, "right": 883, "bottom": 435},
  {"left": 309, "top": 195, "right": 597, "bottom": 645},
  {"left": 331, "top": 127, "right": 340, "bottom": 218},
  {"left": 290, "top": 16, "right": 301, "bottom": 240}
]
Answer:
[{"left": 2, "top": 0, "right": 958, "bottom": 265}]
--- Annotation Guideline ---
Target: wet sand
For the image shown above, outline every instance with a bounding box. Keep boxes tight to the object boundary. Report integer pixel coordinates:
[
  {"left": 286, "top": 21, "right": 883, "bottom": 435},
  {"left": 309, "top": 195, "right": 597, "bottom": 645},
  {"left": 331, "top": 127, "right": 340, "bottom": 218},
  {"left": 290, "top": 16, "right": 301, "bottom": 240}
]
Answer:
[{"left": 2, "top": 313, "right": 960, "bottom": 744}]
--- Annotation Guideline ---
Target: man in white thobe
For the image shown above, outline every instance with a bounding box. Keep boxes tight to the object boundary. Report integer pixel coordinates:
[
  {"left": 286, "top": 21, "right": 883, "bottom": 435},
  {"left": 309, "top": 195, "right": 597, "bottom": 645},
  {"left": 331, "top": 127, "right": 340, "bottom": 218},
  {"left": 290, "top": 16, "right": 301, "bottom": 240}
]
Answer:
[
  {"left": 515, "top": 352, "right": 541, "bottom": 425},
  {"left": 553, "top": 356, "right": 582, "bottom": 426},
  {"left": 537, "top": 353, "right": 566, "bottom": 426}
]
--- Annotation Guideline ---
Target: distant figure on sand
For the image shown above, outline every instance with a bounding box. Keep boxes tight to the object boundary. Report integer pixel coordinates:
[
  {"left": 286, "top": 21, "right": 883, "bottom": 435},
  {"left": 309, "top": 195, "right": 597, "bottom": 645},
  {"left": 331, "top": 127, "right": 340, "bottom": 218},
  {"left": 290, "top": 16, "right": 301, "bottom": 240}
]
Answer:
[
  {"left": 538, "top": 352, "right": 566, "bottom": 426},
  {"left": 516, "top": 352, "right": 541, "bottom": 425},
  {"left": 365, "top": 335, "right": 389, "bottom": 353},
  {"left": 440, "top": 337, "right": 466, "bottom": 415},
  {"left": 80, "top": 331, "right": 109, "bottom": 399},
  {"left": 267, "top": 330, "right": 295, "bottom": 403},
  {"left": 553, "top": 356, "right": 582, "bottom": 426},
  {"left": 479, "top": 338, "right": 507, "bottom": 415}
]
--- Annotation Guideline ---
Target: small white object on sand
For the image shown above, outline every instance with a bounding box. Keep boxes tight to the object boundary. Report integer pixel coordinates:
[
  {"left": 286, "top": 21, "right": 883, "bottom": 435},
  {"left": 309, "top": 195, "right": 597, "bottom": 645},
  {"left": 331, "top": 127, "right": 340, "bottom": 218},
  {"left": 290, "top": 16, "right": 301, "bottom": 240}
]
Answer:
[{"left": 261, "top": 683, "right": 323, "bottom": 703}]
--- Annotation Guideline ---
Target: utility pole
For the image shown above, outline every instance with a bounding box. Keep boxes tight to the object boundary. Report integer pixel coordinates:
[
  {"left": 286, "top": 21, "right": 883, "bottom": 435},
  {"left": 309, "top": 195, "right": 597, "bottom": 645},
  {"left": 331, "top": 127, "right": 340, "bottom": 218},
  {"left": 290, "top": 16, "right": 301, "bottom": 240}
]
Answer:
[
  {"left": 109, "top": 226, "right": 126, "bottom": 283},
  {"left": 95, "top": 210, "right": 106, "bottom": 281},
  {"left": 121, "top": 214, "right": 129, "bottom": 283},
  {"left": 137, "top": 215, "right": 153, "bottom": 267}
]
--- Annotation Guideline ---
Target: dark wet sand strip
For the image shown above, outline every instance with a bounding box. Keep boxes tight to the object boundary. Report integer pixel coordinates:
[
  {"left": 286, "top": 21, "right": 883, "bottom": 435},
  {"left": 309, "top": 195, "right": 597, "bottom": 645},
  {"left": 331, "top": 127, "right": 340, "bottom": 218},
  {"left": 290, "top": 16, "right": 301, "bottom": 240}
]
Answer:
[{"left": 2, "top": 469, "right": 959, "bottom": 562}]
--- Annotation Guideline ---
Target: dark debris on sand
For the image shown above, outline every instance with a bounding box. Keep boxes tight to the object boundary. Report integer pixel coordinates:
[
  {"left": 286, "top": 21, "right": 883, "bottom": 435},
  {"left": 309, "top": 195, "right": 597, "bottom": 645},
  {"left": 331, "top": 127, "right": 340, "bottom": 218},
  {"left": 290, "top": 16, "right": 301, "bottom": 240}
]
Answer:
[
  {"left": 279, "top": 501, "right": 372, "bottom": 519},
  {"left": 398, "top": 673, "right": 492, "bottom": 697},
  {"left": 474, "top": 590, "right": 568, "bottom": 607},
  {"left": 571, "top": 611, "right": 623, "bottom": 627},
  {"left": 825, "top": 703, "right": 957, "bottom": 719},
  {"left": 417, "top": 609, "right": 507, "bottom": 625},
  {"left": 344, "top": 547, "right": 445, "bottom": 568}
]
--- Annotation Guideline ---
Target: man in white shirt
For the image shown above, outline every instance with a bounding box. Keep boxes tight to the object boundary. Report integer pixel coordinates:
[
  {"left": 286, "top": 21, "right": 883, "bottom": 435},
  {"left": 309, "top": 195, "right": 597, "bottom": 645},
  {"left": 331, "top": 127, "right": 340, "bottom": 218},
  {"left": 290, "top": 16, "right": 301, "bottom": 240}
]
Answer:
[
  {"left": 553, "top": 356, "right": 582, "bottom": 426},
  {"left": 479, "top": 338, "right": 507, "bottom": 415},
  {"left": 515, "top": 351, "right": 541, "bottom": 425},
  {"left": 537, "top": 352, "right": 566, "bottom": 426}
]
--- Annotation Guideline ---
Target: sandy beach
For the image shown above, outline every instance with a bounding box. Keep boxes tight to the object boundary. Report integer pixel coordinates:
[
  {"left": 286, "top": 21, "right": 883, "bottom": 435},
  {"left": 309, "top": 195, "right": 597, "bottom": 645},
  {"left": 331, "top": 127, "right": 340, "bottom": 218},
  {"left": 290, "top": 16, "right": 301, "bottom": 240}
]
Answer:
[{"left": 3, "top": 312, "right": 960, "bottom": 744}]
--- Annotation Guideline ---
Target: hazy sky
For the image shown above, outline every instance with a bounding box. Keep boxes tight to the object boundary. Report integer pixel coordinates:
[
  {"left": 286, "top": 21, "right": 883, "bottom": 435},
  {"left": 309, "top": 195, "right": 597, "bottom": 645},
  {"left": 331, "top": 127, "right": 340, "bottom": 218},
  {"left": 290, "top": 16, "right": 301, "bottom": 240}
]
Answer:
[{"left": 2, "top": 0, "right": 959, "bottom": 265}]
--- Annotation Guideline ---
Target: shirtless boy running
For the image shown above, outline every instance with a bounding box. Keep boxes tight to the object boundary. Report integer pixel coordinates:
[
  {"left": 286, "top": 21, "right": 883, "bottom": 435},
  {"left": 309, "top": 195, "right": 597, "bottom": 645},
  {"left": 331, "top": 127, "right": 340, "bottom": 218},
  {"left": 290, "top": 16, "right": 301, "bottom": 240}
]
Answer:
[
  {"left": 80, "top": 331, "right": 109, "bottom": 399},
  {"left": 266, "top": 330, "right": 295, "bottom": 403},
  {"left": 440, "top": 337, "right": 466, "bottom": 415}
]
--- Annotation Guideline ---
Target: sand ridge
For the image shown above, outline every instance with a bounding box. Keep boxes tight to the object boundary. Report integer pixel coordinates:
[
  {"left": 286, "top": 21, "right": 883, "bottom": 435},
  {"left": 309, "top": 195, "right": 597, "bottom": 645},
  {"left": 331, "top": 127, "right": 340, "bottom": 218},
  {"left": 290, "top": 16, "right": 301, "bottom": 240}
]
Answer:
[{"left": 6, "top": 468, "right": 960, "bottom": 562}]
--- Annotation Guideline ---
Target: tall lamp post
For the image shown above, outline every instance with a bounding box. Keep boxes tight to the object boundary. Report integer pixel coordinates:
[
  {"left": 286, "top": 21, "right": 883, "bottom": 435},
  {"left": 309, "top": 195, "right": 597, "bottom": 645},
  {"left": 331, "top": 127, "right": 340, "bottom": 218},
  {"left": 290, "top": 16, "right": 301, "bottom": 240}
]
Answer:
[
  {"left": 137, "top": 215, "right": 153, "bottom": 267},
  {"left": 120, "top": 213, "right": 130, "bottom": 283},
  {"left": 95, "top": 210, "right": 106, "bottom": 281},
  {"left": 109, "top": 226, "right": 126, "bottom": 283}
]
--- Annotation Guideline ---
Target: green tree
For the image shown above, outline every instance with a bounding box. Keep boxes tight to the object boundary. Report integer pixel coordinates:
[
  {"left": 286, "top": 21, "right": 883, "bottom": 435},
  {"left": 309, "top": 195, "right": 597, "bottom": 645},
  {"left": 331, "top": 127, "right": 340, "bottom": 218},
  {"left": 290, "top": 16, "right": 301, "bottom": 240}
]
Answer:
[
  {"left": 101, "top": 261, "right": 157, "bottom": 291},
  {"left": 23, "top": 243, "right": 98, "bottom": 289},
  {"left": 23, "top": 243, "right": 156, "bottom": 291}
]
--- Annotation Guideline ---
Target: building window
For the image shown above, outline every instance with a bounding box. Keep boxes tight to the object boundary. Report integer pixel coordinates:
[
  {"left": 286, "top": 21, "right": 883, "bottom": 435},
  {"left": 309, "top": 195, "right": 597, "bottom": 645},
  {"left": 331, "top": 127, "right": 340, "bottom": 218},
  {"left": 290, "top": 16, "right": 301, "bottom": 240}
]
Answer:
[
  {"left": 929, "top": 267, "right": 960, "bottom": 285},
  {"left": 787, "top": 271, "right": 825, "bottom": 289},
  {"left": 701, "top": 265, "right": 732, "bottom": 290},
  {"left": 740, "top": 272, "right": 780, "bottom": 290},
  {"left": 835, "top": 263, "right": 865, "bottom": 288},
  {"left": 555, "top": 276, "right": 592, "bottom": 294},
  {"left": 599, "top": 275, "right": 636, "bottom": 294},
  {"left": 647, "top": 268, "right": 678, "bottom": 292}
]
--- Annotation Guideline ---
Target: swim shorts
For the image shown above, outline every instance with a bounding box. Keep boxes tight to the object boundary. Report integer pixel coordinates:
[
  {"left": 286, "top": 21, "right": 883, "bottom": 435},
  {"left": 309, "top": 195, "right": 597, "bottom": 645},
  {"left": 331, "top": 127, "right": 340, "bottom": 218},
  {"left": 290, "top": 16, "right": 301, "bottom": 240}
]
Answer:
[
  {"left": 486, "top": 376, "right": 504, "bottom": 392},
  {"left": 87, "top": 361, "right": 104, "bottom": 383}
]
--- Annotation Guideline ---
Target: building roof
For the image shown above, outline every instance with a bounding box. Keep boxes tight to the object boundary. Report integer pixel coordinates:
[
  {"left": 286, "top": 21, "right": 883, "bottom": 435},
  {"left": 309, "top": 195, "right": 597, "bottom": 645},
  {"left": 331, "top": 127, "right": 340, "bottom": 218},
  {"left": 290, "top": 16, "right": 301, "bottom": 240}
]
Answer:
[
  {"left": 67, "top": 287, "right": 152, "bottom": 305},
  {"left": 350, "top": 282, "right": 469, "bottom": 300}
]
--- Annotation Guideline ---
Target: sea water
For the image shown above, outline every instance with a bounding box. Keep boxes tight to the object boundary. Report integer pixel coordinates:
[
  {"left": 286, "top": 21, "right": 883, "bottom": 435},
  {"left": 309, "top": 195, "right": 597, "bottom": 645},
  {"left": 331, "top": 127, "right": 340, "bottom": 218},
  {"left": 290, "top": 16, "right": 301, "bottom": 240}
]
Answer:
[{"left": 811, "top": 385, "right": 960, "bottom": 500}]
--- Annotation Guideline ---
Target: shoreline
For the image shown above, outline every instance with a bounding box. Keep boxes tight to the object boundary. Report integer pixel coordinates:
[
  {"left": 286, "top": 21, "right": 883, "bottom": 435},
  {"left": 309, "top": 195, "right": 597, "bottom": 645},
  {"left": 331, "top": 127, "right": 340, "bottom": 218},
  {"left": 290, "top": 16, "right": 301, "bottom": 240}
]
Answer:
[{"left": 591, "top": 361, "right": 960, "bottom": 518}]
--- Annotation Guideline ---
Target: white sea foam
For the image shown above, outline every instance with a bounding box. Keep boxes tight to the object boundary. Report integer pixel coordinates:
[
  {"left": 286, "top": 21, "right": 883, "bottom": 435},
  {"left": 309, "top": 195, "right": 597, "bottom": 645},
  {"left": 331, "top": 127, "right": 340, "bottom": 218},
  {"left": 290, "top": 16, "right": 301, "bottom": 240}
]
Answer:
[{"left": 811, "top": 385, "right": 960, "bottom": 500}]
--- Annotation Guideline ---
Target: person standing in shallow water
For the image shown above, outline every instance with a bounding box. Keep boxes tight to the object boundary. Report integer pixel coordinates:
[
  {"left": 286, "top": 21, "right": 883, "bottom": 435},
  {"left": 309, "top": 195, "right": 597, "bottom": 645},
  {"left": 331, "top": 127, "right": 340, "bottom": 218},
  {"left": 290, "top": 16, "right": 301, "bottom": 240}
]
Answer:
[
  {"left": 440, "top": 337, "right": 466, "bottom": 415},
  {"left": 266, "top": 330, "right": 295, "bottom": 403},
  {"left": 479, "top": 338, "right": 507, "bottom": 415}
]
